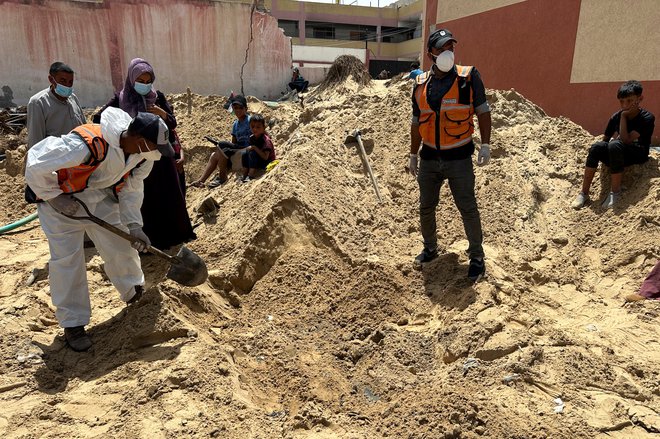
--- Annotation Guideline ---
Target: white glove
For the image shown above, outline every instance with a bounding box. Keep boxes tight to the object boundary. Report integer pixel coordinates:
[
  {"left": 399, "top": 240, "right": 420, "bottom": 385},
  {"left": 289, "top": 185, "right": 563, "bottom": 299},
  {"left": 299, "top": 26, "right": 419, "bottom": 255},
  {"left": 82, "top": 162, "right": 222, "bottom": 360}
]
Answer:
[
  {"left": 409, "top": 154, "right": 418, "bottom": 176},
  {"left": 47, "top": 194, "right": 78, "bottom": 216},
  {"left": 128, "top": 224, "right": 151, "bottom": 253},
  {"left": 477, "top": 143, "right": 490, "bottom": 166}
]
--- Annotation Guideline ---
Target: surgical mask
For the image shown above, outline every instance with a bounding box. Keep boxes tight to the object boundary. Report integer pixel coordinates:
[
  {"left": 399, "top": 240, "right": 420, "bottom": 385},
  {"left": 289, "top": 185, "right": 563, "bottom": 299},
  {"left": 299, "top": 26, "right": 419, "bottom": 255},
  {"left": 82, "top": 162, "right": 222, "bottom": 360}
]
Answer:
[
  {"left": 54, "top": 83, "right": 73, "bottom": 98},
  {"left": 134, "top": 82, "right": 153, "bottom": 96},
  {"left": 434, "top": 51, "right": 455, "bottom": 72},
  {"left": 138, "top": 140, "right": 162, "bottom": 161}
]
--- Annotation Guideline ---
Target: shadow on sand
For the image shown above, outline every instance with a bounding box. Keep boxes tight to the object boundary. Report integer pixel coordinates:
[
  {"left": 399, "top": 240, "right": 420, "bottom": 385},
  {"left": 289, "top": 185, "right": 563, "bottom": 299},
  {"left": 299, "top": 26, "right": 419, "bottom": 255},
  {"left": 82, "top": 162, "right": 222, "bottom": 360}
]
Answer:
[
  {"left": 420, "top": 251, "right": 478, "bottom": 311},
  {"left": 32, "top": 288, "right": 187, "bottom": 394}
]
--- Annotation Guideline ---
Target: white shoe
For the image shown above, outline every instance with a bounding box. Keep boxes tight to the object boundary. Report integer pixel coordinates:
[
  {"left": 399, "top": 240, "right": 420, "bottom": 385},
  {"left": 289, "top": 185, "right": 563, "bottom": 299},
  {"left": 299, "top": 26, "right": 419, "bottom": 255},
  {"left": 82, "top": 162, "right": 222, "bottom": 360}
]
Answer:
[
  {"left": 601, "top": 192, "right": 621, "bottom": 209},
  {"left": 571, "top": 192, "right": 588, "bottom": 209}
]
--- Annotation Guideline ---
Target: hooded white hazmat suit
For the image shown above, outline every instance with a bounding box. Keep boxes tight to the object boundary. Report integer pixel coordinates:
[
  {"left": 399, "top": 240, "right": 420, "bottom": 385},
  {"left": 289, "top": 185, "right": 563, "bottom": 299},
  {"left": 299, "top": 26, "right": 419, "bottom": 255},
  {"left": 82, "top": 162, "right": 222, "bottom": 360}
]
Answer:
[{"left": 25, "top": 107, "right": 154, "bottom": 327}]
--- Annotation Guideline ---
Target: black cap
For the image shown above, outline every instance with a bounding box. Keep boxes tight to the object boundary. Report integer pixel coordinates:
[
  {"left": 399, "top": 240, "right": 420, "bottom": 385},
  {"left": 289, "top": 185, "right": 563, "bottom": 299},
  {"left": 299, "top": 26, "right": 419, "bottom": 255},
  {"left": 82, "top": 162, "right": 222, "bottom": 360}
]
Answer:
[
  {"left": 128, "top": 112, "right": 175, "bottom": 157},
  {"left": 229, "top": 94, "right": 247, "bottom": 108},
  {"left": 427, "top": 29, "right": 457, "bottom": 50}
]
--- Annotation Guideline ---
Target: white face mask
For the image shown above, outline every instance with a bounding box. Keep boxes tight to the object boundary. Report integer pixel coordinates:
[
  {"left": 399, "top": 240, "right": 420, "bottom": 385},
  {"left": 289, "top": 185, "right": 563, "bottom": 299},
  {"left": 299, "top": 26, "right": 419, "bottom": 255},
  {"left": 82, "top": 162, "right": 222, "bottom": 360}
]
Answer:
[
  {"left": 138, "top": 140, "right": 162, "bottom": 161},
  {"left": 434, "top": 51, "right": 455, "bottom": 72}
]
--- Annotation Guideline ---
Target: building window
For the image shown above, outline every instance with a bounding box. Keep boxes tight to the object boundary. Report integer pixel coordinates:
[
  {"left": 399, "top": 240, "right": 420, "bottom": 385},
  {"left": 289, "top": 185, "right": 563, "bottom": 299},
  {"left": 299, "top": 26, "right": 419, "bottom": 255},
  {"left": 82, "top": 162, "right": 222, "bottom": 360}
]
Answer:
[
  {"left": 278, "top": 20, "right": 299, "bottom": 38},
  {"left": 381, "top": 26, "right": 417, "bottom": 43},
  {"left": 312, "top": 25, "right": 335, "bottom": 39},
  {"left": 349, "top": 31, "right": 366, "bottom": 41}
]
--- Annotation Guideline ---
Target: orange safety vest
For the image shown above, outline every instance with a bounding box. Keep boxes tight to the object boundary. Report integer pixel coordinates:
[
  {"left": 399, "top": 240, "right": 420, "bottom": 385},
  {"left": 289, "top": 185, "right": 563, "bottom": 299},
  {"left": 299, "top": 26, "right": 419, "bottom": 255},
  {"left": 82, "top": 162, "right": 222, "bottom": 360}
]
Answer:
[
  {"left": 57, "top": 124, "right": 142, "bottom": 196},
  {"left": 414, "top": 65, "right": 475, "bottom": 150},
  {"left": 25, "top": 124, "right": 141, "bottom": 203},
  {"left": 56, "top": 124, "right": 109, "bottom": 194}
]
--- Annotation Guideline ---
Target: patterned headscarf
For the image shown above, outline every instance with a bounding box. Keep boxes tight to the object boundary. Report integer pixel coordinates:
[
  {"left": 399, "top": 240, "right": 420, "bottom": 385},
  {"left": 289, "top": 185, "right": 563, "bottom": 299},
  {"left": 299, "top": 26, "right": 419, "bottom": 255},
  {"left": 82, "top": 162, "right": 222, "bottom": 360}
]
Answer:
[{"left": 118, "top": 58, "right": 158, "bottom": 117}]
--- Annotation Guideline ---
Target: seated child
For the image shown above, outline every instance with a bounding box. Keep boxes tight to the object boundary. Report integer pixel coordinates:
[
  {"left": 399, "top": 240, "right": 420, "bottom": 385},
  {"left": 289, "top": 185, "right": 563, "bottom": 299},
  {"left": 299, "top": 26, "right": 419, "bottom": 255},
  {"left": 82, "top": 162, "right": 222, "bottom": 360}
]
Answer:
[
  {"left": 288, "top": 67, "right": 309, "bottom": 93},
  {"left": 241, "top": 113, "right": 276, "bottom": 182},
  {"left": 191, "top": 95, "right": 251, "bottom": 188},
  {"left": 572, "top": 80, "right": 655, "bottom": 210},
  {"left": 408, "top": 61, "right": 423, "bottom": 80}
]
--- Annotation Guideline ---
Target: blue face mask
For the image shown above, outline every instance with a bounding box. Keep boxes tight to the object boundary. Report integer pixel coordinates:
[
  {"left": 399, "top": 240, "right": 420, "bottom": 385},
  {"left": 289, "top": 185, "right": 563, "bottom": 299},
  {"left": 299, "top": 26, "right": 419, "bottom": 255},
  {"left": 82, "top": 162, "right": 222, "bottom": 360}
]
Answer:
[
  {"left": 54, "top": 83, "right": 73, "bottom": 98},
  {"left": 134, "top": 82, "right": 152, "bottom": 96}
]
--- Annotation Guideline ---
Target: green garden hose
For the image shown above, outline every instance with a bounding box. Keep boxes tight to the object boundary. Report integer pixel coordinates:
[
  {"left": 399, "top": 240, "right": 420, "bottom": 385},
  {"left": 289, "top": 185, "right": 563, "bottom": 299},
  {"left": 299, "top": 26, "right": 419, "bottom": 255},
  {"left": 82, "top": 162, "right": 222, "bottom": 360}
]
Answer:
[{"left": 0, "top": 212, "right": 38, "bottom": 235}]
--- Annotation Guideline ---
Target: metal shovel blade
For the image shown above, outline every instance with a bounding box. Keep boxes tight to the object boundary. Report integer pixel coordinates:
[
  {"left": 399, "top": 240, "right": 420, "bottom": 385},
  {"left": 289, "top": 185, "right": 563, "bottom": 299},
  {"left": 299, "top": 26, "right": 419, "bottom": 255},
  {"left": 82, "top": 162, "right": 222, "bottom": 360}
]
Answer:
[
  {"left": 166, "top": 246, "right": 208, "bottom": 287},
  {"left": 63, "top": 198, "right": 209, "bottom": 287}
]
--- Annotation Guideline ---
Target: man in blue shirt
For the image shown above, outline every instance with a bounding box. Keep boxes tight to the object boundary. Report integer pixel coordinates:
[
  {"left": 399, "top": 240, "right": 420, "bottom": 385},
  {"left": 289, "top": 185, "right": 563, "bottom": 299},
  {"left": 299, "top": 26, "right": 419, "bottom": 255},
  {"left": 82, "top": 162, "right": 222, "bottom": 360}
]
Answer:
[{"left": 408, "top": 61, "right": 423, "bottom": 81}]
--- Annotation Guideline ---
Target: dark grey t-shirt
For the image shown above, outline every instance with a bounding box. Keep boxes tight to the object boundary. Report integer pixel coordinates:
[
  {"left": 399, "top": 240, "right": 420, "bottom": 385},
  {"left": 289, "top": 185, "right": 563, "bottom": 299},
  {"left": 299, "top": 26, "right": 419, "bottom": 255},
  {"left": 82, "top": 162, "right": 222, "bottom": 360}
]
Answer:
[{"left": 411, "top": 66, "right": 489, "bottom": 160}]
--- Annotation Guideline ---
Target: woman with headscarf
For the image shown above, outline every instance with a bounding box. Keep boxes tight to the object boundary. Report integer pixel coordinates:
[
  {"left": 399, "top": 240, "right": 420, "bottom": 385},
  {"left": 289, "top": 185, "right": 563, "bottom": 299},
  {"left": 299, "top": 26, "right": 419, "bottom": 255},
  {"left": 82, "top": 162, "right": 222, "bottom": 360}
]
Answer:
[{"left": 94, "top": 58, "right": 195, "bottom": 250}]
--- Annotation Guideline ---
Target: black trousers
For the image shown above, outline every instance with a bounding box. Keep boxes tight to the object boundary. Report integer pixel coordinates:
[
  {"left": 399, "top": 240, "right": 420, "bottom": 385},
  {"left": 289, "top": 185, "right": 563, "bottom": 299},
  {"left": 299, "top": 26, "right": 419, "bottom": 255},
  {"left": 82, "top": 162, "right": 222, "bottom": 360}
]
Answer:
[{"left": 586, "top": 140, "right": 648, "bottom": 173}]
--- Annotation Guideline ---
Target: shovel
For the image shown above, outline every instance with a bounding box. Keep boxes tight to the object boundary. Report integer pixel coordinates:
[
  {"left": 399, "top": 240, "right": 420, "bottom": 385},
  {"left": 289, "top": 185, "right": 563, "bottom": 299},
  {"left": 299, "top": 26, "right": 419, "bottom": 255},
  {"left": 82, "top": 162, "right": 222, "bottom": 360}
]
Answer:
[
  {"left": 64, "top": 198, "right": 208, "bottom": 287},
  {"left": 344, "top": 129, "right": 383, "bottom": 203}
]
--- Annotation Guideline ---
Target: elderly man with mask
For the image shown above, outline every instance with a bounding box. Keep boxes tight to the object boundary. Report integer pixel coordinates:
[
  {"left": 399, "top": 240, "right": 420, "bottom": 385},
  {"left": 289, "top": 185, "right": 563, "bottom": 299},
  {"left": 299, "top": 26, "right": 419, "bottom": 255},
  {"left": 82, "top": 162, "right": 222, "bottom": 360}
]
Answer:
[
  {"left": 27, "top": 62, "right": 86, "bottom": 149},
  {"left": 408, "top": 29, "right": 492, "bottom": 282},
  {"left": 25, "top": 107, "right": 174, "bottom": 351}
]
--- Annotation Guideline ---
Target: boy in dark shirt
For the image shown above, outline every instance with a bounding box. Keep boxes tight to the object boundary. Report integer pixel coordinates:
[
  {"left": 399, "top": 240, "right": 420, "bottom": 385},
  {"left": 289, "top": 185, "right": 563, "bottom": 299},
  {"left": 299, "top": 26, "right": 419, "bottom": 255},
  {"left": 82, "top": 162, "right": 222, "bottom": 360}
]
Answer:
[
  {"left": 572, "top": 80, "right": 655, "bottom": 209},
  {"left": 241, "top": 114, "right": 276, "bottom": 182}
]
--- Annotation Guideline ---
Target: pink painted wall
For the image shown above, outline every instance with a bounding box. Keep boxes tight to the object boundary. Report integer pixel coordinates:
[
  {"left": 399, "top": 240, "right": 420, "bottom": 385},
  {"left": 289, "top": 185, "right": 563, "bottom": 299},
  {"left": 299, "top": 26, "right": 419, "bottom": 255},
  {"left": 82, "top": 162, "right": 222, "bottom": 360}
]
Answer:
[{"left": 0, "top": 0, "right": 292, "bottom": 107}]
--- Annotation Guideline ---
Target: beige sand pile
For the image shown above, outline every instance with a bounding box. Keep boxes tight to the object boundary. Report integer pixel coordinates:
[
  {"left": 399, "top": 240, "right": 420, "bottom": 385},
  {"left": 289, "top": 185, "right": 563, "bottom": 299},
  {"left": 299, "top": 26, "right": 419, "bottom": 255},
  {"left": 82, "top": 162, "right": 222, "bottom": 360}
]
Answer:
[{"left": 0, "top": 76, "right": 658, "bottom": 438}]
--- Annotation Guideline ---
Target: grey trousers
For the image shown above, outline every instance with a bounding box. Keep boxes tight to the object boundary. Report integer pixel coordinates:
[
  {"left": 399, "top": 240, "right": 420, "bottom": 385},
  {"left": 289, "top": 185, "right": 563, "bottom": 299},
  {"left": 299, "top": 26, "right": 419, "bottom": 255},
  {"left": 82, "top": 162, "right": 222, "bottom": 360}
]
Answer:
[{"left": 418, "top": 156, "right": 484, "bottom": 259}]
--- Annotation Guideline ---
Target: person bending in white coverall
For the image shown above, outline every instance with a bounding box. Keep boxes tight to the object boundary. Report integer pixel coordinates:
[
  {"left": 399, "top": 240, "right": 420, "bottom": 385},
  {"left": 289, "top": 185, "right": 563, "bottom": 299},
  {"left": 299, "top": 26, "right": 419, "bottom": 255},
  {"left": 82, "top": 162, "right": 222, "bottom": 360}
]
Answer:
[{"left": 25, "top": 107, "right": 174, "bottom": 352}]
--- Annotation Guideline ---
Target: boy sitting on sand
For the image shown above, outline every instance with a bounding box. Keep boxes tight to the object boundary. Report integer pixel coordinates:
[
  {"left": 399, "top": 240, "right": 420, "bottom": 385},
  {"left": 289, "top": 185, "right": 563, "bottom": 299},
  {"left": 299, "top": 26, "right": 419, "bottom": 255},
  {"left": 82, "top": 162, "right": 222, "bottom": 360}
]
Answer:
[
  {"left": 241, "top": 114, "right": 276, "bottom": 182},
  {"left": 571, "top": 80, "right": 655, "bottom": 210}
]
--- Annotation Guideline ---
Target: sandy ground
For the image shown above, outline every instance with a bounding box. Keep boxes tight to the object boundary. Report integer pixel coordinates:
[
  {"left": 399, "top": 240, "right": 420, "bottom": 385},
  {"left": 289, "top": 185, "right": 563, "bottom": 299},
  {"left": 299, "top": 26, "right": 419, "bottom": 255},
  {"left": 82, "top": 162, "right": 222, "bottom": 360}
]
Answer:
[{"left": 0, "top": 77, "right": 659, "bottom": 438}]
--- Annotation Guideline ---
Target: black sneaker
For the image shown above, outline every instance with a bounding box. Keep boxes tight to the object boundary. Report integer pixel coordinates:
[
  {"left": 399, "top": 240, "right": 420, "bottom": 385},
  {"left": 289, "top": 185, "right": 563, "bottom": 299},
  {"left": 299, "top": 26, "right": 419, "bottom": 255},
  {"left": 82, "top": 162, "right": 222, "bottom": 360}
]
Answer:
[
  {"left": 468, "top": 258, "right": 486, "bottom": 282},
  {"left": 127, "top": 285, "right": 144, "bottom": 305},
  {"left": 64, "top": 326, "right": 92, "bottom": 352},
  {"left": 414, "top": 248, "right": 438, "bottom": 266}
]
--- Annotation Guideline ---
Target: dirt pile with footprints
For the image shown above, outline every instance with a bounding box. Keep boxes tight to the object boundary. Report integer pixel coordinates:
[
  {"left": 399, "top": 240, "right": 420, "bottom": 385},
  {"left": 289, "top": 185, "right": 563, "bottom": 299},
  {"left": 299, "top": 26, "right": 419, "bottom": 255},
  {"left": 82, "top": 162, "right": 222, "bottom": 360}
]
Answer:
[{"left": 0, "top": 72, "right": 658, "bottom": 438}]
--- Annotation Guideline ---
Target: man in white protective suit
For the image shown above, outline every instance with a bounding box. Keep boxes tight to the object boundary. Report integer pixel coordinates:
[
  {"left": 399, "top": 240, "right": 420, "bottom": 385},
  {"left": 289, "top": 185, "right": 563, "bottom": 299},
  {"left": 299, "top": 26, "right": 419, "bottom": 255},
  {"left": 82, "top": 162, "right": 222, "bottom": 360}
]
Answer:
[{"left": 25, "top": 107, "right": 174, "bottom": 352}]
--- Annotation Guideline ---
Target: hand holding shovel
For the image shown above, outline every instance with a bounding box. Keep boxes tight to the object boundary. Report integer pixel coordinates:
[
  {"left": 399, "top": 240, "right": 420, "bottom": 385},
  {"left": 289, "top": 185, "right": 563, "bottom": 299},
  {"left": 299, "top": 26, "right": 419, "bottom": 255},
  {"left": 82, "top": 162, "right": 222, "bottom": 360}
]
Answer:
[{"left": 63, "top": 198, "right": 208, "bottom": 287}]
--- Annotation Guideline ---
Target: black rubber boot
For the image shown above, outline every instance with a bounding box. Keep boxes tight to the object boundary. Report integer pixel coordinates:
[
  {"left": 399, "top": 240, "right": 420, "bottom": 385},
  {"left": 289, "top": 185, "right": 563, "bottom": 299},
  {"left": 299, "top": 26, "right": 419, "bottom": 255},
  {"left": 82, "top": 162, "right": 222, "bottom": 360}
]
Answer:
[
  {"left": 468, "top": 258, "right": 486, "bottom": 282},
  {"left": 127, "top": 285, "right": 144, "bottom": 305},
  {"left": 64, "top": 326, "right": 92, "bottom": 352},
  {"left": 414, "top": 248, "right": 438, "bottom": 267}
]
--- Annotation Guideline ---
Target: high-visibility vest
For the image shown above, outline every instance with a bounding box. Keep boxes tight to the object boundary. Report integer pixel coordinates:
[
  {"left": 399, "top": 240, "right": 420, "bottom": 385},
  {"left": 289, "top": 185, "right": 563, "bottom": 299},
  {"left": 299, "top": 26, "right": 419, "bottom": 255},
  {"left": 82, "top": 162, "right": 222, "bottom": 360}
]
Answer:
[
  {"left": 56, "top": 124, "right": 109, "bottom": 194},
  {"left": 56, "top": 124, "right": 140, "bottom": 195},
  {"left": 414, "top": 65, "right": 475, "bottom": 150}
]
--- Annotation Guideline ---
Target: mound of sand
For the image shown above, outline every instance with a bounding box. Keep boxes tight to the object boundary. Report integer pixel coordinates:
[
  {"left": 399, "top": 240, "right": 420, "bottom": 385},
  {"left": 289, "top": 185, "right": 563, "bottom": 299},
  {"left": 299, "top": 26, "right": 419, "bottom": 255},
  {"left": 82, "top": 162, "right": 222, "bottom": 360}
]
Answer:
[{"left": 0, "top": 77, "right": 658, "bottom": 438}]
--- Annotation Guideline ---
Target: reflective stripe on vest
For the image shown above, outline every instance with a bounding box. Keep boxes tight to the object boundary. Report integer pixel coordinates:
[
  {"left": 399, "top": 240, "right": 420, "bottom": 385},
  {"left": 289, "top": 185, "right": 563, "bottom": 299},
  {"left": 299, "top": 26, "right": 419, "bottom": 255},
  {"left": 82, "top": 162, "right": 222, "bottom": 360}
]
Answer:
[
  {"left": 414, "top": 65, "right": 475, "bottom": 150},
  {"left": 56, "top": 124, "right": 109, "bottom": 194}
]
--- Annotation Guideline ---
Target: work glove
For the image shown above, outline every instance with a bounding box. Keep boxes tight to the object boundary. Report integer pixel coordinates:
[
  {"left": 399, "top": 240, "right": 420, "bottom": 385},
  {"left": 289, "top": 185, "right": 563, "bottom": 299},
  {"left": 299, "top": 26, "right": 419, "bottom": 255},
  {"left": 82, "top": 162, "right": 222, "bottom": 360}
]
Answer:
[
  {"left": 477, "top": 143, "right": 490, "bottom": 166},
  {"left": 128, "top": 224, "right": 151, "bottom": 253},
  {"left": 409, "top": 154, "right": 418, "bottom": 177},
  {"left": 47, "top": 194, "right": 79, "bottom": 216}
]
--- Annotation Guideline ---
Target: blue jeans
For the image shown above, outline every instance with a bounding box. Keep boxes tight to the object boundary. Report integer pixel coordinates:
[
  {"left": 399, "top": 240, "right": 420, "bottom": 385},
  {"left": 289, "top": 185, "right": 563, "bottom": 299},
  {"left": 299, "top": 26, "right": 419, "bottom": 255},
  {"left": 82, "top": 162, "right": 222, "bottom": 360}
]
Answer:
[
  {"left": 241, "top": 149, "right": 270, "bottom": 170},
  {"left": 418, "top": 156, "right": 484, "bottom": 259}
]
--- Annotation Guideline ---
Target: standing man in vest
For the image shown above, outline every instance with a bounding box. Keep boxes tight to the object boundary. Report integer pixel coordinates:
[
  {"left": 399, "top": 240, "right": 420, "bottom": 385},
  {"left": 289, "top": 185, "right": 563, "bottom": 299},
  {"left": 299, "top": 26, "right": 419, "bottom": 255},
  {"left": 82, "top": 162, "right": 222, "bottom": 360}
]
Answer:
[
  {"left": 25, "top": 107, "right": 174, "bottom": 352},
  {"left": 27, "top": 62, "right": 86, "bottom": 149},
  {"left": 408, "top": 29, "right": 492, "bottom": 281}
]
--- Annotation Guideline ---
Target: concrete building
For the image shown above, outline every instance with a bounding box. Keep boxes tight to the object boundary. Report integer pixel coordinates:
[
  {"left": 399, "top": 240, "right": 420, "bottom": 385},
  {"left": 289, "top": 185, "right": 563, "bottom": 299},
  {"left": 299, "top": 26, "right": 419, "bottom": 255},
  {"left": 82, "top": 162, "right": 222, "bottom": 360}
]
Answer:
[
  {"left": 0, "top": 0, "right": 292, "bottom": 107},
  {"left": 265, "top": 0, "right": 423, "bottom": 78},
  {"left": 423, "top": 0, "right": 659, "bottom": 140}
]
